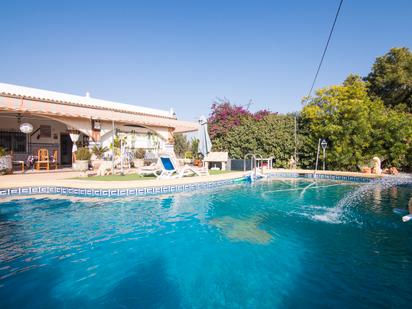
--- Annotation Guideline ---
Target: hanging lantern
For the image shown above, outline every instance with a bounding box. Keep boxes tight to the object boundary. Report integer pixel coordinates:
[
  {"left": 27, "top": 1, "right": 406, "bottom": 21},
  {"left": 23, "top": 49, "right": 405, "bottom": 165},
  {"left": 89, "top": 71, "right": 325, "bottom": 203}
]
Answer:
[{"left": 20, "top": 123, "right": 33, "bottom": 134}]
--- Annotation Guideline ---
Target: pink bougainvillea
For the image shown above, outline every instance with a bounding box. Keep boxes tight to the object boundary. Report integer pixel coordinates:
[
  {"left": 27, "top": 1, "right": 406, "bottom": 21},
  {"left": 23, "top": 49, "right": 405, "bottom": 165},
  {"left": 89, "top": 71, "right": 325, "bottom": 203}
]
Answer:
[
  {"left": 207, "top": 99, "right": 277, "bottom": 139},
  {"left": 253, "top": 109, "right": 274, "bottom": 120},
  {"left": 208, "top": 100, "right": 251, "bottom": 139}
]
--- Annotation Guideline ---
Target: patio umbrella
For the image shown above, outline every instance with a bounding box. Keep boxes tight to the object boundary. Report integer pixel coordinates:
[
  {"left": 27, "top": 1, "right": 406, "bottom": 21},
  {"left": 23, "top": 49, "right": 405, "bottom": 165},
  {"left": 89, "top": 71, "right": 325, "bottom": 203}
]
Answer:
[{"left": 198, "top": 116, "right": 212, "bottom": 157}]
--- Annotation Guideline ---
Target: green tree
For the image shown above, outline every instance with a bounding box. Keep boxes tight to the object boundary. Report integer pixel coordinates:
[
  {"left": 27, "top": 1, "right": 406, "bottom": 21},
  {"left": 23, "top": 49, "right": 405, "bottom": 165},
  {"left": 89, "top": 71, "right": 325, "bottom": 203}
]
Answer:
[
  {"left": 301, "top": 77, "right": 412, "bottom": 171},
  {"left": 190, "top": 138, "right": 199, "bottom": 159},
  {"left": 173, "top": 133, "right": 190, "bottom": 158},
  {"left": 370, "top": 108, "right": 412, "bottom": 169},
  {"left": 295, "top": 113, "right": 315, "bottom": 168},
  {"left": 365, "top": 47, "right": 412, "bottom": 111}
]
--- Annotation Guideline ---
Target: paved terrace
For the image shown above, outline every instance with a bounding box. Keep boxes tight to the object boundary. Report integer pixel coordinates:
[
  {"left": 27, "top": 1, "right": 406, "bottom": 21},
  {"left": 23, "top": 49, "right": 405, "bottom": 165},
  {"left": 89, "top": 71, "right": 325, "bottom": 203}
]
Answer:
[
  {"left": 0, "top": 169, "right": 381, "bottom": 190},
  {"left": 0, "top": 170, "right": 243, "bottom": 189}
]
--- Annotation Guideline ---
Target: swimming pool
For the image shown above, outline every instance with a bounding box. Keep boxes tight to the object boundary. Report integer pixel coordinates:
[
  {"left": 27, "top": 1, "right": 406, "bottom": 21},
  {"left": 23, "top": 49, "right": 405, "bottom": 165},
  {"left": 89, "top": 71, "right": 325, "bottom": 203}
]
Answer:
[{"left": 0, "top": 178, "right": 411, "bottom": 307}]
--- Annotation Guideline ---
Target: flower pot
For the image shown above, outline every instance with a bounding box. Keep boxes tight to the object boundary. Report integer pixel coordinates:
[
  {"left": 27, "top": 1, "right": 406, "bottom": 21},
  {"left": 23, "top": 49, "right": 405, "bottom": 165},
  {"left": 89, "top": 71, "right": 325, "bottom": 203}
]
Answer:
[
  {"left": 360, "top": 166, "right": 371, "bottom": 174},
  {"left": 91, "top": 159, "right": 104, "bottom": 170},
  {"left": 0, "top": 155, "right": 12, "bottom": 175},
  {"left": 73, "top": 160, "right": 89, "bottom": 172}
]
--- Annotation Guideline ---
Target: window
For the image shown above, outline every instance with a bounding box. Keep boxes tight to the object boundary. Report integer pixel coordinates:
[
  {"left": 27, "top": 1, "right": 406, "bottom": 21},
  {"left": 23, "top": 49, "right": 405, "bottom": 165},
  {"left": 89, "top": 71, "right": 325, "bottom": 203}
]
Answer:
[
  {"left": 40, "top": 125, "right": 51, "bottom": 138},
  {"left": 0, "top": 131, "right": 27, "bottom": 153},
  {"left": 92, "top": 119, "right": 101, "bottom": 131}
]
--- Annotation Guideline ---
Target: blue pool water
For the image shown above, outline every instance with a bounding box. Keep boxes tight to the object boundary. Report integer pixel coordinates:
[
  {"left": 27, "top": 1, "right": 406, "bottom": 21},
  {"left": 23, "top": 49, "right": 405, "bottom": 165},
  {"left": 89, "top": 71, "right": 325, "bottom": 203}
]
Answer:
[{"left": 0, "top": 179, "right": 411, "bottom": 308}]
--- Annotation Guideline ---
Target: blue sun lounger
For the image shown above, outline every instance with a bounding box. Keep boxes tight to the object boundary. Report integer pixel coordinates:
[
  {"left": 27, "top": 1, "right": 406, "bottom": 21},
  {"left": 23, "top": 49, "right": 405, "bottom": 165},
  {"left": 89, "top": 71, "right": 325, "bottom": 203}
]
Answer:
[{"left": 158, "top": 154, "right": 208, "bottom": 179}]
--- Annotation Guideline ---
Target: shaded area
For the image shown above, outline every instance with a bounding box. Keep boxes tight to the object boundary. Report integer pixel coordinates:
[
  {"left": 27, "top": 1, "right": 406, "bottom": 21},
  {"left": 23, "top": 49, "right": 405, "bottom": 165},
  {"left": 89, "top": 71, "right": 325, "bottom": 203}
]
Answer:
[
  {"left": 74, "top": 174, "right": 156, "bottom": 181},
  {"left": 96, "top": 257, "right": 181, "bottom": 308},
  {"left": 0, "top": 265, "right": 64, "bottom": 308}
]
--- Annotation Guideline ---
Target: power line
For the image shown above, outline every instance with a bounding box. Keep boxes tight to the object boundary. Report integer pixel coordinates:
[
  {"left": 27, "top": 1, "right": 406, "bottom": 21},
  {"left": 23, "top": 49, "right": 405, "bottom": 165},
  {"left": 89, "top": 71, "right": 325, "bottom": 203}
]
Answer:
[{"left": 307, "top": 0, "right": 344, "bottom": 98}]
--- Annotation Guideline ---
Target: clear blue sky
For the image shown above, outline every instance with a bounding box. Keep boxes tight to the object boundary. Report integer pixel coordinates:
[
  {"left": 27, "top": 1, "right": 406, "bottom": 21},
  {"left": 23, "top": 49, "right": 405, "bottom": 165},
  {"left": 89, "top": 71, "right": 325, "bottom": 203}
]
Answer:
[{"left": 1, "top": 0, "right": 411, "bottom": 121}]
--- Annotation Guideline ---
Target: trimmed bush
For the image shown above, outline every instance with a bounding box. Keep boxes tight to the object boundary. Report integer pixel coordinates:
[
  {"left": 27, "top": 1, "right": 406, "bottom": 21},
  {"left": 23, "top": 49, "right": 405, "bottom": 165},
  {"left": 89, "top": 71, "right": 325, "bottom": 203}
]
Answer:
[{"left": 76, "top": 147, "right": 92, "bottom": 161}]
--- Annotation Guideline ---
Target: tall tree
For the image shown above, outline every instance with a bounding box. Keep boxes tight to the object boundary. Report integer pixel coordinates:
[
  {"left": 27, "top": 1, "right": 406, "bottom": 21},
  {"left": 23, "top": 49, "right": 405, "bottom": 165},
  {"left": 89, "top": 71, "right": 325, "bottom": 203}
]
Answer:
[
  {"left": 365, "top": 47, "right": 412, "bottom": 111},
  {"left": 190, "top": 138, "right": 199, "bottom": 159},
  {"left": 301, "top": 77, "right": 412, "bottom": 171},
  {"left": 173, "top": 133, "right": 190, "bottom": 158}
]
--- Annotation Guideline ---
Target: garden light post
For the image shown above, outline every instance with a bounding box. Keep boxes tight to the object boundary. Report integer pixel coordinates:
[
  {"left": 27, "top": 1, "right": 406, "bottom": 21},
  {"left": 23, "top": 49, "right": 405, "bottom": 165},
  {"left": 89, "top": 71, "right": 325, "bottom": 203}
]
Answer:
[
  {"left": 120, "top": 138, "right": 124, "bottom": 176},
  {"left": 321, "top": 139, "right": 328, "bottom": 171},
  {"left": 112, "top": 120, "right": 115, "bottom": 175},
  {"left": 315, "top": 138, "right": 321, "bottom": 173}
]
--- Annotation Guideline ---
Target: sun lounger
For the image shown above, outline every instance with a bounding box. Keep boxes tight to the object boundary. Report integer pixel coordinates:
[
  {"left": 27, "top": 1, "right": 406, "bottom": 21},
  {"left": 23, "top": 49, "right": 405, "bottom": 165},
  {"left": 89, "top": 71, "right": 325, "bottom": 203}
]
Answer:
[
  {"left": 157, "top": 154, "right": 208, "bottom": 179},
  {"left": 167, "top": 152, "right": 209, "bottom": 176},
  {"left": 138, "top": 162, "right": 161, "bottom": 177}
]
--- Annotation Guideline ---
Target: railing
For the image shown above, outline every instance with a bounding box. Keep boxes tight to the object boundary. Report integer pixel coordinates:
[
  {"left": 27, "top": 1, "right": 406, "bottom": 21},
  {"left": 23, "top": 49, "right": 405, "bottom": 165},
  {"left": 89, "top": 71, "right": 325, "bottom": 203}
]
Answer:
[
  {"left": 255, "top": 156, "right": 273, "bottom": 170},
  {"left": 243, "top": 153, "right": 256, "bottom": 172},
  {"left": 243, "top": 153, "right": 265, "bottom": 179}
]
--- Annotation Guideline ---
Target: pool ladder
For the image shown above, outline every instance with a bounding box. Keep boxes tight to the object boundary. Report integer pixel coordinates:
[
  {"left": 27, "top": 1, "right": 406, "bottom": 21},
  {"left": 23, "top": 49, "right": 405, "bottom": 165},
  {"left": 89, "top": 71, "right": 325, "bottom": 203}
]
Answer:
[{"left": 244, "top": 153, "right": 264, "bottom": 181}]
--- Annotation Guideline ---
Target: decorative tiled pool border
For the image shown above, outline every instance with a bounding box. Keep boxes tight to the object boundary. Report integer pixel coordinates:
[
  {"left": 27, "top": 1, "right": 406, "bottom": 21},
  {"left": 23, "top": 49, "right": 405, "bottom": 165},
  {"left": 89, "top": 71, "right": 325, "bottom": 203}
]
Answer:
[
  {"left": 0, "top": 177, "right": 245, "bottom": 199},
  {"left": 267, "top": 172, "right": 375, "bottom": 183},
  {"left": 0, "top": 173, "right": 377, "bottom": 199}
]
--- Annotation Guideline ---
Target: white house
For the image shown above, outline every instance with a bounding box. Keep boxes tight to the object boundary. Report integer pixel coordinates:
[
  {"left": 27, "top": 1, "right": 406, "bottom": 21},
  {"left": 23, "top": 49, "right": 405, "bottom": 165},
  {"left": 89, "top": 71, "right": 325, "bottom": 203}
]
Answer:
[{"left": 0, "top": 83, "right": 198, "bottom": 165}]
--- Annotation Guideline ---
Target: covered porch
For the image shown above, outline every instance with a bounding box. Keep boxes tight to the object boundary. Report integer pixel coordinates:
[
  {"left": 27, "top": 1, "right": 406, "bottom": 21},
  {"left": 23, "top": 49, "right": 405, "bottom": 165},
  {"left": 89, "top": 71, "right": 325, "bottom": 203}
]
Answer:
[
  {"left": 0, "top": 83, "right": 198, "bottom": 174},
  {"left": 0, "top": 112, "right": 85, "bottom": 170}
]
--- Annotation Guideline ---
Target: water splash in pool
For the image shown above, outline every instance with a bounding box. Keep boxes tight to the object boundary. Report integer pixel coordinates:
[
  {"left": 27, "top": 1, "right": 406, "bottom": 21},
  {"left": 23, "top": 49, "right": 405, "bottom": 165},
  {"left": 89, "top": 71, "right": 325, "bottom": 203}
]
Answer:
[
  {"left": 313, "top": 176, "right": 412, "bottom": 224},
  {"left": 336, "top": 176, "right": 412, "bottom": 208},
  {"left": 299, "top": 181, "right": 317, "bottom": 198}
]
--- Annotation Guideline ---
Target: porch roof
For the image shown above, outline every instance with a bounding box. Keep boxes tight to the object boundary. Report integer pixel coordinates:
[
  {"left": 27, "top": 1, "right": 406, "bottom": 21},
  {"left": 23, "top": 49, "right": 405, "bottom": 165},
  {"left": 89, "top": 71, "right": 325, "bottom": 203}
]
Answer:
[{"left": 0, "top": 83, "right": 198, "bottom": 133}]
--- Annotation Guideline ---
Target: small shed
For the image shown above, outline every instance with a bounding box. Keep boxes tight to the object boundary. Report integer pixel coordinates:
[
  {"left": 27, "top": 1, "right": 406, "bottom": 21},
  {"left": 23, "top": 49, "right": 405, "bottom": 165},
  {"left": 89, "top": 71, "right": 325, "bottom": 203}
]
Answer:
[{"left": 204, "top": 152, "right": 229, "bottom": 170}]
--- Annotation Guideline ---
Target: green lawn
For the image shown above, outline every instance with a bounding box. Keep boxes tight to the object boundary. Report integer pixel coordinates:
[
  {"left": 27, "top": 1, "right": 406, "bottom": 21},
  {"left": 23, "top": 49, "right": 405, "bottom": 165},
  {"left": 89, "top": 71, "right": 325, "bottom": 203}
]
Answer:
[
  {"left": 74, "top": 169, "right": 234, "bottom": 181},
  {"left": 76, "top": 174, "right": 156, "bottom": 181},
  {"left": 208, "top": 170, "right": 232, "bottom": 175}
]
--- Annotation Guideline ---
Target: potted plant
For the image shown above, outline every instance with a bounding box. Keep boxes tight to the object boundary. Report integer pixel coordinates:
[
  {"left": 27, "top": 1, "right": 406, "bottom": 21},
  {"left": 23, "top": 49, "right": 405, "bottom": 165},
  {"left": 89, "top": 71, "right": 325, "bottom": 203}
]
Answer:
[
  {"left": 133, "top": 148, "right": 146, "bottom": 168},
  {"left": 91, "top": 145, "right": 108, "bottom": 170},
  {"left": 183, "top": 151, "right": 193, "bottom": 164},
  {"left": 0, "top": 147, "right": 12, "bottom": 175},
  {"left": 73, "top": 147, "right": 91, "bottom": 171}
]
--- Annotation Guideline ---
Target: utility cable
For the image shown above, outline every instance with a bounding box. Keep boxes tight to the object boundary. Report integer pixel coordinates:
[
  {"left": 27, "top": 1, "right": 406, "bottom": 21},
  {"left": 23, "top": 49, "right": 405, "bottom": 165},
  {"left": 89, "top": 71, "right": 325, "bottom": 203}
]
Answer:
[{"left": 307, "top": 0, "right": 344, "bottom": 98}]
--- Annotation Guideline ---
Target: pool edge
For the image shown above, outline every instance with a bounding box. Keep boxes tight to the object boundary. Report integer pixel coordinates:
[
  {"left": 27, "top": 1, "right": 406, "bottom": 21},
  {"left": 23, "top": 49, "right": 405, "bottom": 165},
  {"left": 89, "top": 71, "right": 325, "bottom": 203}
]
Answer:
[{"left": 0, "top": 170, "right": 381, "bottom": 200}]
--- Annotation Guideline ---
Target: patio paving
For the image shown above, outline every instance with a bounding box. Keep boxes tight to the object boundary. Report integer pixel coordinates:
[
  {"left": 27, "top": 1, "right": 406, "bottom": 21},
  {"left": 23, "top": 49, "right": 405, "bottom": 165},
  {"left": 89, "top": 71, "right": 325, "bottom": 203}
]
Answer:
[{"left": 0, "top": 169, "right": 244, "bottom": 189}]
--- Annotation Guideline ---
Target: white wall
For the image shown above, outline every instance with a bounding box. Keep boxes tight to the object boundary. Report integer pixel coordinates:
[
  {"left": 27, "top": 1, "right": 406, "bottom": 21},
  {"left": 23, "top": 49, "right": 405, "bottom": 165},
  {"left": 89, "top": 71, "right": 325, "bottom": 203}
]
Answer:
[{"left": 99, "top": 125, "right": 168, "bottom": 151}]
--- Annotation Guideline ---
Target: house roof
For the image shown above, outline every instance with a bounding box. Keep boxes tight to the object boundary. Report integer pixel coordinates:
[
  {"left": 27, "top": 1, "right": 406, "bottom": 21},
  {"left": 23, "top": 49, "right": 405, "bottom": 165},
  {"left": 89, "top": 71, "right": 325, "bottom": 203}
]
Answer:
[
  {"left": 0, "top": 83, "right": 198, "bottom": 133},
  {"left": 0, "top": 83, "right": 174, "bottom": 118}
]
